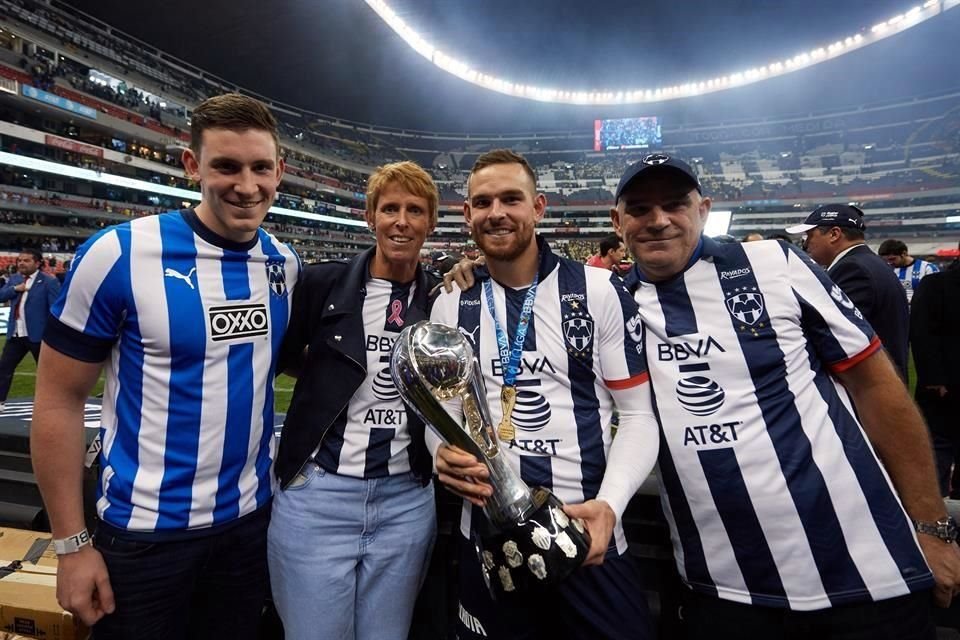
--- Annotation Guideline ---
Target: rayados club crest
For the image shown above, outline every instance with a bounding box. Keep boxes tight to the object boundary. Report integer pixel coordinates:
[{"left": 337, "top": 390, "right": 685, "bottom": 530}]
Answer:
[
  {"left": 725, "top": 290, "right": 765, "bottom": 325},
  {"left": 562, "top": 316, "right": 594, "bottom": 353},
  {"left": 265, "top": 259, "right": 287, "bottom": 297}
]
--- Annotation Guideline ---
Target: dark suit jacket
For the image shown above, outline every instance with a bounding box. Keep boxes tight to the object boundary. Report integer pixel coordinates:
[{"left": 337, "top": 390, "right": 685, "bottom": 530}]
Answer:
[
  {"left": 828, "top": 244, "right": 909, "bottom": 379},
  {"left": 0, "top": 270, "right": 61, "bottom": 342},
  {"left": 910, "top": 267, "right": 960, "bottom": 388},
  {"left": 273, "top": 248, "right": 439, "bottom": 489}
]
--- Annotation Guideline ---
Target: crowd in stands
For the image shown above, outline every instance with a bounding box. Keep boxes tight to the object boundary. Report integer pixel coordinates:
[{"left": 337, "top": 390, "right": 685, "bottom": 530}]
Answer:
[
  {"left": 8, "top": 0, "right": 959, "bottom": 213},
  {"left": 557, "top": 239, "right": 600, "bottom": 263}
]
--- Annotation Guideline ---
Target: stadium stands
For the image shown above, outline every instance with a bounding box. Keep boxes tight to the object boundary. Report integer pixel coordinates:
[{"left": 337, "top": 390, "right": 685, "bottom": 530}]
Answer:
[{"left": 0, "top": 0, "right": 957, "bottom": 266}]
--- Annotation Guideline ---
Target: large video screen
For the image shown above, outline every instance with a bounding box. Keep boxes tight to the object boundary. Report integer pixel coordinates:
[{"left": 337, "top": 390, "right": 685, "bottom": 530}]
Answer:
[{"left": 594, "top": 117, "right": 661, "bottom": 151}]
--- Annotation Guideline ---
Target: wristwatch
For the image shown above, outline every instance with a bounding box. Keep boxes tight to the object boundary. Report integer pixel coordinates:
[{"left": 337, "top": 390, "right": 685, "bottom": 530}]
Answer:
[
  {"left": 52, "top": 528, "right": 92, "bottom": 555},
  {"left": 913, "top": 516, "right": 958, "bottom": 543}
]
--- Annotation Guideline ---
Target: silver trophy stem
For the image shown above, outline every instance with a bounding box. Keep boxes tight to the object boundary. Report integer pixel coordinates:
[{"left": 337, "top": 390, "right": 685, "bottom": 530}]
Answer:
[{"left": 391, "top": 322, "right": 537, "bottom": 529}]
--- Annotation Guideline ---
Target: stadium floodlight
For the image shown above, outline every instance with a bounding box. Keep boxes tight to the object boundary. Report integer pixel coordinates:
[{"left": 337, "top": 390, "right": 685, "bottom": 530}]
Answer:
[
  {"left": 0, "top": 152, "right": 368, "bottom": 227},
  {"left": 364, "top": 0, "right": 956, "bottom": 104}
]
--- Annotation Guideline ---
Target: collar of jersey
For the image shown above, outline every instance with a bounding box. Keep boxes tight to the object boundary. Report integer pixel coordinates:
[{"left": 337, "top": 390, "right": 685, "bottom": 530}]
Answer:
[
  {"left": 181, "top": 208, "right": 260, "bottom": 252},
  {"left": 324, "top": 246, "right": 429, "bottom": 317},
  {"left": 624, "top": 235, "right": 708, "bottom": 291},
  {"left": 474, "top": 234, "right": 559, "bottom": 289}
]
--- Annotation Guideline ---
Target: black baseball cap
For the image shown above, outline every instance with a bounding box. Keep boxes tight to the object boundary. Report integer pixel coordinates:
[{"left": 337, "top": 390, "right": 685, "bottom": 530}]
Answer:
[
  {"left": 785, "top": 204, "right": 866, "bottom": 234},
  {"left": 615, "top": 153, "right": 702, "bottom": 202}
]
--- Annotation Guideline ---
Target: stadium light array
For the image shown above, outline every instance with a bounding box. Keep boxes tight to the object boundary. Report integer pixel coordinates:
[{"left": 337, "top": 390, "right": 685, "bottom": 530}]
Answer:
[
  {"left": 364, "top": 0, "right": 957, "bottom": 105},
  {"left": 0, "top": 152, "right": 368, "bottom": 227}
]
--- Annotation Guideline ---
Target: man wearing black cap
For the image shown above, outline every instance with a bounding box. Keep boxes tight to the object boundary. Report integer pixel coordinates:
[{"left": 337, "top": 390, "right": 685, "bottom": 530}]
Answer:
[
  {"left": 785, "top": 205, "right": 909, "bottom": 380},
  {"left": 610, "top": 153, "right": 960, "bottom": 639}
]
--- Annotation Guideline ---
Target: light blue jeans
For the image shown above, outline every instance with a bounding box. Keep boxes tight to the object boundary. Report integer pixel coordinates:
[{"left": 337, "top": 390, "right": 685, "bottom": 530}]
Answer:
[{"left": 268, "top": 462, "right": 436, "bottom": 640}]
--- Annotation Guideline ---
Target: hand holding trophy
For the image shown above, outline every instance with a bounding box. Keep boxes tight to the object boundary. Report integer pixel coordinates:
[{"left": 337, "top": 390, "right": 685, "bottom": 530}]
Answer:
[{"left": 391, "top": 320, "right": 590, "bottom": 597}]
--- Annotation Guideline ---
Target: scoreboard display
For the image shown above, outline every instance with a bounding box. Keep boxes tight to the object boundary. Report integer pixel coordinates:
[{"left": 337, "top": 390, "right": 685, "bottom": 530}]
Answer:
[{"left": 594, "top": 116, "right": 662, "bottom": 151}]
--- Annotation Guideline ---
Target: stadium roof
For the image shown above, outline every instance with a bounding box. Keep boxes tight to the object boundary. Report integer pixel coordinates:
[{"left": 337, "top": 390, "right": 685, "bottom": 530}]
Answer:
[{"left": 63, "top": 0, "right": 960, "bottom": 131}]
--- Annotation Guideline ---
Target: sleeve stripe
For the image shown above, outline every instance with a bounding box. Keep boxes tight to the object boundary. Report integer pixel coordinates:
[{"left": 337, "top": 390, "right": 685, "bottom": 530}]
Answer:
[
  {"left": 58, "top": 229, "right": 122, "bottom": 332},
  {"left": 605, "top": 371, "right": 650, "bottom": 390},
  {"left": 43, "top": 315, "right": 115, "bottom": 362},
  {"left": 829, "top": 336, "right": 882, "bottom": 373}
]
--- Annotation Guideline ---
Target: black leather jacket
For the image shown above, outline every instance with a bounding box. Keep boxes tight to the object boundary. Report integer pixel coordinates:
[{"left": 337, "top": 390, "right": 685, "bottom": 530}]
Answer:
[{"left": 274, "top": 247, "right": 438, "bottom": 489}]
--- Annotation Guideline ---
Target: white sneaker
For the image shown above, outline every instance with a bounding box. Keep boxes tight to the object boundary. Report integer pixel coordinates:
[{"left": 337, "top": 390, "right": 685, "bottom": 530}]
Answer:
[{"left": 0, "top": 403, "right": 5, "bottom": 413}]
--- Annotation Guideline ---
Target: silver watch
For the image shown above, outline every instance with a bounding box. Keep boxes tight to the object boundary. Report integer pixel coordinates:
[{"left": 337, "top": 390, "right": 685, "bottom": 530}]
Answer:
[
  {"left": 913, "top": 516, "right": 958, "bottom": 543},
  {"left": 52, "top": 529, "right": 92, "bottom": 555}
]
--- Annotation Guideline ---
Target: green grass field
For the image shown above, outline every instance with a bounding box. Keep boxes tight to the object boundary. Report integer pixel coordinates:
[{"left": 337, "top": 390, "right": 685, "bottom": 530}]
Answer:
[{"left": 1, "top": 336, "right": 296, "bottom": 413}]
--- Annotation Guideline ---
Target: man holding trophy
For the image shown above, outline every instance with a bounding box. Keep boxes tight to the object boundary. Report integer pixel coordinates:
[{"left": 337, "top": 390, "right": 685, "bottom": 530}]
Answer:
[{"left": 423, "top": 150, "right": 660, "bottom": 639}]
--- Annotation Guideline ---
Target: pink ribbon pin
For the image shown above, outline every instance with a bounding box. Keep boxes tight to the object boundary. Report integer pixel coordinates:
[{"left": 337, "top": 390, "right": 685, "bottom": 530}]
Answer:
[{"left": 387, "top": 299, "right": 404, "bottom": 327}]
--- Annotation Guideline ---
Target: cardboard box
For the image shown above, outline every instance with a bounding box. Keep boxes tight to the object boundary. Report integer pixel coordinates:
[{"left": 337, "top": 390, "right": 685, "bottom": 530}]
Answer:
[{"left": 0, "top": 528, "right": 88, "bottom": 640}]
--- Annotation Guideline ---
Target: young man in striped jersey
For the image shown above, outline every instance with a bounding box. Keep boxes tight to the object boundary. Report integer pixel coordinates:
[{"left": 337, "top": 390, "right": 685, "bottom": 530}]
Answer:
[
  {"left": 879, "top": 238, "right": 940, "bottom": 304},
  {"left": 611, "top": 153, "right": 960, "bottom": 639},
  {"left": 433, "top": 149, "right": 659, "bottom": 639},
  {"left": 31, "top": 93, "right": 299, "bottom": 639}
]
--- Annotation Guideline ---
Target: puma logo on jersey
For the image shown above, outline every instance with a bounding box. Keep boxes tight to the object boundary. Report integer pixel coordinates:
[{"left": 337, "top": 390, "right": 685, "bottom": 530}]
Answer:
[
  {"left": 164, "top": 267, "right": 196, "bottom": 289},
  {"left": 458, "top": 325, "right": 480, "bottom": 350}
]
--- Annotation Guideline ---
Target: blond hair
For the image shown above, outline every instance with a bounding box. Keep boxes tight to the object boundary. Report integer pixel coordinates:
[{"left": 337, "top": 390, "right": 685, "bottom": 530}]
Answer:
[{"left": 366, "top": 161, "right": 439, "bottom": 226}]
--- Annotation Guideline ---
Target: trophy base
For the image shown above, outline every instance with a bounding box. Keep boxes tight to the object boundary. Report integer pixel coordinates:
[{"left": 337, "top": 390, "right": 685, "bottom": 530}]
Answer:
[{"left": 475, "top": 487, "right": 590, "bottom": 598}]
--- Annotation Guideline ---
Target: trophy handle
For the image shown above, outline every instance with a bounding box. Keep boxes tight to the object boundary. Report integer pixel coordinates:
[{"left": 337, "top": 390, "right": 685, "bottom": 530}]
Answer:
[{"left": 460, "top": 359, "right": 537, "bottom": 527}]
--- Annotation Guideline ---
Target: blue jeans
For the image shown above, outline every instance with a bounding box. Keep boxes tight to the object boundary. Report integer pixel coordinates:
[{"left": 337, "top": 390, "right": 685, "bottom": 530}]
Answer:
[
  {"left": 268, "top": 463, "right": 436, "bottom": 640},
  {"left": 92, "top": 505, "right": 270, "bottom": 640}
]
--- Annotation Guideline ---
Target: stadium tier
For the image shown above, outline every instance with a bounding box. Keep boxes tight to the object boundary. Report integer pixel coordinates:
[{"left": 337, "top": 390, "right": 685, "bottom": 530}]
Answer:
[{"left": 0, "top": 0, "right": 957, "bottom": 261}]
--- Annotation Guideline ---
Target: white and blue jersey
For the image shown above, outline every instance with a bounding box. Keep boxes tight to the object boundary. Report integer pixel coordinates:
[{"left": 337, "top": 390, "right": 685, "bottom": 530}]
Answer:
[
  {"left": 624, "top": 237, "right": 933, "bottom": 611},
  {"left": 430, "top": 239, "right": 652, "bottom": 554},
  {"left": 896, "top": 259, "right": 939, "bottom": 303},
  {"left": 45, "top": 209, "right": 300, "bottom": 535},
  {"left": 314, "top": 278, "right": 416, "bottom": 478}
]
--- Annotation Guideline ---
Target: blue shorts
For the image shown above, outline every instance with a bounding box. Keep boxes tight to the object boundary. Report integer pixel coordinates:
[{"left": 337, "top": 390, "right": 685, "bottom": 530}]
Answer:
[{"left": 456, "top": 532, "right": 654, "bottom": 640}]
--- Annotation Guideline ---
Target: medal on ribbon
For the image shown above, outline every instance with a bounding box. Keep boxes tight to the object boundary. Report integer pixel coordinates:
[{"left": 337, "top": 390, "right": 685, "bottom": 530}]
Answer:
[{"left": 483, "top": 274, "right": 539, "bottom": 441}]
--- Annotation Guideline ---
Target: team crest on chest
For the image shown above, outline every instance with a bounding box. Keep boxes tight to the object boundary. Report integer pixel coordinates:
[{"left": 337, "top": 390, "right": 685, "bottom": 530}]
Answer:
[
  {"left": 562, "top": 313, "right": 594, "bottom": 355},
  {"left": 265, "top": 259, "right": 287, "bottom": 297},
  {"left": 725, "top": 288, "right": 765, "bottom": 326}
]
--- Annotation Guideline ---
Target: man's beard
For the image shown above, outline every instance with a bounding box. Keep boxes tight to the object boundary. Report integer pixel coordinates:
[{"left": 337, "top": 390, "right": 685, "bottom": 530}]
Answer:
[{"left": 473, "top": 225, "right": 534, "bottom": 262}]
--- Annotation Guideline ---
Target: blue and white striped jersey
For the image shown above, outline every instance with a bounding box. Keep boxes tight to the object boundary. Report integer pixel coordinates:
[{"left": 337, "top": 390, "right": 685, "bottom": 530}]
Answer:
[
  {"left": 46, "top": 210, "right": 300, "bottom": 534},
  {"left": 430, "top": 240, "right": 652, "bottom": 554},
  {"left": 896, "top": 259, "right": 939, "bottom": 303},
  {"left": 314, "top": 278, "right": 416, "bottom": 478},
  {"left": 624, "top": 236, "right": 933, "bottom": 611}
]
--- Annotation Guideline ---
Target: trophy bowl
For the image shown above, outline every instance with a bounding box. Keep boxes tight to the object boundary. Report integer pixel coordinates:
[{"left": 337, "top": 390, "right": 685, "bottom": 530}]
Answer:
[{"left": 391, "top": 321, "right": 590, "bottom": 596}]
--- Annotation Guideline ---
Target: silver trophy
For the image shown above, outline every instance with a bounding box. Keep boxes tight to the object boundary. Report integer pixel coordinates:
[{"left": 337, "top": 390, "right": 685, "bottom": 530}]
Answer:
[{"left": 391, "top": 321, "right": 589, "bottom": 596}]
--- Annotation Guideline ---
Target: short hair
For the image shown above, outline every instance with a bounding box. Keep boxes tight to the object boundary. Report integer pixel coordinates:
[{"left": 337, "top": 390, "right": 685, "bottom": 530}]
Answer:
[
  {"left": 366, "top": 161, "right": 439, "bottom": 226},
  {"left": 598, "top": 234, "right": 622, "bottom": 257},
  {"left": 878, "top": 239, "right": 908, "bottom": 256},
  {"left": 468, "top": 149, "right": 538, "bottom": 195},
  {"left": 838, "top": 227, "right": 865, "bottom": 242},
  {"left": 812, "top": 226, "right": 865, "bottom": 242},
  {"left": 189, "top": 93, "right": 280, "bottom": 156},
  {"left": 766, "top": 233, "right": 794, "bottom": 245},
  {"left": 21, "top": 248, "right": 42, "bottom": 264}
]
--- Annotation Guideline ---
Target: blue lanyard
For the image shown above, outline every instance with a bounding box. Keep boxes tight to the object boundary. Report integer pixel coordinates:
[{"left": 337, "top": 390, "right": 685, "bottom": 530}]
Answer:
[{"left": 483, "top": 274, "right": 539, "bottom": 387}]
